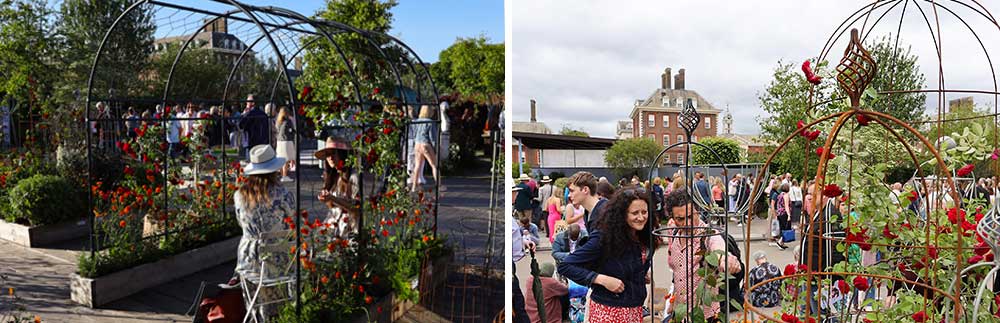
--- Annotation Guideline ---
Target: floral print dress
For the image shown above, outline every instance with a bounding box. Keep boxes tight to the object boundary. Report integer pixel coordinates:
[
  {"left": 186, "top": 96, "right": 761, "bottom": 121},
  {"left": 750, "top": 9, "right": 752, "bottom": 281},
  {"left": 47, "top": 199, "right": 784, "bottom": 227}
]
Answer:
[{"left": 234, "top": 185, "right": 296, "bottom": 275}]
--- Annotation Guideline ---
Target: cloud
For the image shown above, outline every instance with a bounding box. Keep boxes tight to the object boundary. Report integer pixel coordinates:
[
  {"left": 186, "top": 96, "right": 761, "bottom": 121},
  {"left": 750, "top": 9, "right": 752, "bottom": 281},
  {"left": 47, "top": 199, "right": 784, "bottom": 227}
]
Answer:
[{"left": 512, "top": 0, "right": 1000, "bottom": 138}]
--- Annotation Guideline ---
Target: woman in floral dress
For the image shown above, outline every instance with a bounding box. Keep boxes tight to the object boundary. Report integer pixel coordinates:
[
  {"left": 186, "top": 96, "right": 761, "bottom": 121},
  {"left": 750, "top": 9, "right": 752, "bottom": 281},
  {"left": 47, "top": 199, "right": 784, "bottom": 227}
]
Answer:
[
  {"left": 558, "top": 189, "right": 660, "bottom": 323},
  {"left": 234, "top": 145, "right": 296, "bottom": 276}
]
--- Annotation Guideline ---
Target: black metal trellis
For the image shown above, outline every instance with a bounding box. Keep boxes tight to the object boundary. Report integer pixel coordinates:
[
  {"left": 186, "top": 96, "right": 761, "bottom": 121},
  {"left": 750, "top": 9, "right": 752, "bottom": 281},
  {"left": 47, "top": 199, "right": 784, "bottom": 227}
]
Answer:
[
  {"left": 84, "top": 0, "right": 443, "bottom": 319},
  {"left": 646, "top": 98, "right": 756, "bottom": 323}
]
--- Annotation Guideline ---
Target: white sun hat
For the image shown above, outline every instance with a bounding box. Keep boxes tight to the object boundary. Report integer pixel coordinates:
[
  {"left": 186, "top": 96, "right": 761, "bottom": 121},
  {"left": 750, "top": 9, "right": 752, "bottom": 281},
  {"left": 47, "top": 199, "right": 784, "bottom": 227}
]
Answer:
[{"left": 243, "top": 145, "right": 287, "bottom": 175}]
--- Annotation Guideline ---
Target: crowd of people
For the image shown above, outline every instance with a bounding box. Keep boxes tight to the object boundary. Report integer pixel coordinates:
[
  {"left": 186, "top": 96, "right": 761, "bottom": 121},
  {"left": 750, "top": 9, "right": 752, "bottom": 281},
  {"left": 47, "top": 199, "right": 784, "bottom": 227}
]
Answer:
[
  {"left": 93, "top": 96, "right": 448, "bottom": 320},
  {"left": 511, "top": 170, "right": 944, "bottom": 323}
]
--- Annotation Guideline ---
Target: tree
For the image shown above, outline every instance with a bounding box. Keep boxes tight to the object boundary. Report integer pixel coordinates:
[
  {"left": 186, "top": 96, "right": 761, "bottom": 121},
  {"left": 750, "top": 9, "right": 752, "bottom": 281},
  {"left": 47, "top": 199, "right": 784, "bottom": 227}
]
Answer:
[
  {"left": 691, "top": 137, "right": 742, "bottom": 165},
  {"left": 299, "top": 0, "right": 402, "bottom": 125},
  {"left": 604, "top": 137, "right": 661, "bottom": 179},
  {"left": 758, "top": 37, "right": 925, "bottom": 179},
  {"left": 149, "top": 46, "right": 230, "bottom": 101},
  {"left": 0, "top": 0, "right": 57, "bottom": 108},
  {"left": 432, "top": 36, "right": 504, "bottom": 104},
  {"left": 511, "top": 162, "right": 532, "bottom": 179},
  {"left": 866, "top": 35, "right": 927, "bottom": 125},
  {"left": 56, "top": 0, "right": 155, "bottom": 98},
  {"left": 559, "top": 125, "right": 588, "bottom": 137}
]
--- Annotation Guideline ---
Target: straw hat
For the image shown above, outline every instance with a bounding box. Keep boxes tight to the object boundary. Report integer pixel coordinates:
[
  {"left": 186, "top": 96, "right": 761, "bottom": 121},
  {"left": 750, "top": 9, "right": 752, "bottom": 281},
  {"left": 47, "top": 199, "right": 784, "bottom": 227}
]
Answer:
[
  {"left": 517, "top": 173, "right": 531, "bottom": 182},
  {"left": 314, "top": 136, "right": 352, "bottom": 160},
  {"left": 541, "top": 176, "right": 552, "bottom": 183},
  {"left": 243, "top": 145, "right": 286, "bottom": 175}
]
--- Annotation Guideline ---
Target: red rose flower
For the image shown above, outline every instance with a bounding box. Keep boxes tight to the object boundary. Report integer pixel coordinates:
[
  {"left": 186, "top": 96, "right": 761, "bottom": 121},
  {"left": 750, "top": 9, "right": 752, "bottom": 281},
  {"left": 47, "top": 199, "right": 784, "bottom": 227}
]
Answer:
[
  {"left": 784, "top": 264, "right": 797, "bottom": 276},
  {"left": 299, "top": 86, "right": 313, "bottom": 100},
  {"left": 902, "top": 222, "right": 912, "bottom": 229},
  {"left": 781, "top": 313, "right": 801, "bottom": 323},
  {"left": 823, "top": 184, "right": 843, "bottom": 198},
  {"left": 365, "top": 295, "right": 373, "bottom": 304},
  {"left": 962, "top": 220, "right": 977, "bottom": 233},
  {"left": 856, "top": 113, "right": 871, "bottom": 126},
  {"left": 797, "top": 264, "right": 808, "bottom": 272},
  {"left": 976, "top": 242, "right": 991, "bottom": 256},
  {"left": 383, "top": 127, "right": 392, "bottom": 135},
  {"left": 907, "top": 191, "right": 919, "bottom": 202},
  {"left": 797, "top": 120, "right": 807, "bottom": 131},
  {"left": 912, "top": 310, "right": 928, "bottom": 322},
  {"left": 836, "top": 280, "right": 849, "bottom": 294},
  {"left": 381, "top": 229, "right": 389, "bottom": 237},
  {"left": 947, "top": 208, "right": 966, "bottom": 225},
  {"left": 801, "top": 60, "right": 822, "bottom": 85},
  {"left": 928, "top": 245, "right": 939, "bottom": 258},
  {"left": 805, "top": 130, "right": 821, "bottom": 141},
  {"left": 373, "top": 87, "right": 381, "bottom": 95},
  {"left": 957, "top": 164, "right": 975, "bottom": 177},
  {"left": 852, "top": 276, "right": 869, "bottom": 291},
  {"left": 969, "top": 255, "right": 985, "bottom": 264},
  {"left": 816, "top": 147, "right": 835, "bottom": 159},
  {"left": 987, "top": 253, "right": 995, "bottom": 262},
  {"left": 882, "top": 224, "right": 898, "bottom": 239}
]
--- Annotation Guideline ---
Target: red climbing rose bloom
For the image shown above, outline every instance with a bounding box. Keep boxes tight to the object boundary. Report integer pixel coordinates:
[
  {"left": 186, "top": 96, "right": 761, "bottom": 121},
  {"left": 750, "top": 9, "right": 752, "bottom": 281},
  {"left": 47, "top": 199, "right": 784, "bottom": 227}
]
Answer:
[
  {"left": 912, "top": 311, "right": 928, "bottom": 322},
  {"left": 299, "top": 86, "right": 313, "bottom": 100},
  {"left": 883, "top": 224, "right": 898, "bottom": 239},
  {"left": 801, "top": 60, "right": 822, "bottom": 85},
  {"left": 928, "top": 245, "right": 939, "bottom": 258},
  {"left": 816, "top": 147, "right": 835, "bottom": 159},
  {"left": 781, "top": 313, "right": 801, "bottom": 323},
  {"left": 823, "top": 184, "right": 843, "bottom": 198},
  {"left": 969, "top": 255, "right": 985, "bottom": 265},
  {"left": 947, "top": 207, "right": 966, "bottom": 225},
  {"left": 837, "top": 280, "right": 849, "bottom": 294},
  {"left": 852, "top": 276, "right": 869, "bottom": 291},
  {"left": 907, "top": 191, "right": 919, "bottom": 202},
  {"left": 805, "top": 130, "right": 821, "bottom": 141},
  {"left": 856, "top": 113, "right": 871, "bottom": 126},
  {"left": 784, "top": 264, "right": 797, "bottom": 276},
  {"left": 957, "top": 164, "right": 975, "bottom": 177}
]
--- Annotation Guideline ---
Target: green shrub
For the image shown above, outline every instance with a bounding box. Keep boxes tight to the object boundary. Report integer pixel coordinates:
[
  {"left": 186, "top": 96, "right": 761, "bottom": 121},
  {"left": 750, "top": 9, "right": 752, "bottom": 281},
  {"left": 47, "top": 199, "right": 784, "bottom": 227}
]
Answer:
[{"left": 7, "top": 174, "right": 84, "bottom": 226}]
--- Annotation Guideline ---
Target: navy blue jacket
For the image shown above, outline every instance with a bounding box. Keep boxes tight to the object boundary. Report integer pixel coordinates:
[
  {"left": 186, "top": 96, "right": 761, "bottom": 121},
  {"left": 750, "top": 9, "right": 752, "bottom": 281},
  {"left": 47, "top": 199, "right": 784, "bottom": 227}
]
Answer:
[
  {"left": 557, "top": 230, "right": 653, "bottom": 308},
  {"left": 239, "top": 108, "right": 270, "bottom": 147}
]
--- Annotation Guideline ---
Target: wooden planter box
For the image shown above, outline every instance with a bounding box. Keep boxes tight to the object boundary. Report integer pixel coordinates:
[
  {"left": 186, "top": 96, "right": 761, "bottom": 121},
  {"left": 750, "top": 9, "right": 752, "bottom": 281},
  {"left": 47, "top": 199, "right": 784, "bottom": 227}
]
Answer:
[
  {"left": 0, "top": 218, "right": 89, "bottom": 248},
  {"left": 70, "top": 236, "right": 240, "bottom": 308},
  {"left": 350, "top": 251, "right": 453, "bottom": 323}
]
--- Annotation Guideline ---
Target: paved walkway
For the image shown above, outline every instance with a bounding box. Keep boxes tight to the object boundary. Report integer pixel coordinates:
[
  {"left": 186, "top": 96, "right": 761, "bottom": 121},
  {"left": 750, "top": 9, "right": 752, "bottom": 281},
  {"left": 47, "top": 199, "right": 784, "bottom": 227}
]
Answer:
[{"left": 1, "top": 162, "right": 504, "bottom": 322}]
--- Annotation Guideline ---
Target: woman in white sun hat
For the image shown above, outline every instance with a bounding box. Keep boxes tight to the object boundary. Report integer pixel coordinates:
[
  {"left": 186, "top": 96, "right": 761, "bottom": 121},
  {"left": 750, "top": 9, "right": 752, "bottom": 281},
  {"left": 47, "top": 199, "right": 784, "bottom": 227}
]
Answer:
[{"left": 233, "top": 144, "right": 296, "bottom": 280}]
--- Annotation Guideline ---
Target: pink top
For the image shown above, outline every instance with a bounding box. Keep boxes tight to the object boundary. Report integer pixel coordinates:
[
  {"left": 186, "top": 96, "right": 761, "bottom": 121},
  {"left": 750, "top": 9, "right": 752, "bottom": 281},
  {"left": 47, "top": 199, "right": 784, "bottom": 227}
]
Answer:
[
  {"left": 547, "top": 202, "right": 562, "bottom": 217},
  {"left": 665, "top": 227, "right": 741, "bottom": 319}
]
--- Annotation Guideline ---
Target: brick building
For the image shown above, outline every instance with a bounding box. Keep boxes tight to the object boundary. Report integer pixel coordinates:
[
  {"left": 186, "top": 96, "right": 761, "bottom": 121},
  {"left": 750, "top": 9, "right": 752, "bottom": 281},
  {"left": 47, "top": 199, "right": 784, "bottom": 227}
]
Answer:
[{"left": 627, "top": 67, "right": 721, "bottom": 164}]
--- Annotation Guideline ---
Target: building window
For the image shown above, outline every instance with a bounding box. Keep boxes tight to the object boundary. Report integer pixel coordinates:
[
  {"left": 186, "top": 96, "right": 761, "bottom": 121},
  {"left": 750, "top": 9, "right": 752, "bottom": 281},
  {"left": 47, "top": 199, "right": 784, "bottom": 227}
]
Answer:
[
  {"left": 663, "top": 115, "right": 670, "bottom": 128},
  {"left": 670, "top": 98, "right": 677, "bottom": 107},
  {"left": 648, "top": 114, "right": 655, "bottom": 128},
  {"left": 692, "top": 135, "right": 698, "bottom": 142},
  {"left": 537, "top": 151, "right": 542, "bottom": 166},
  {"left": 677, "top": 153, "right": 684, "bottom": 163},
  {"left": 664, "top": 154, "right": 670, "bottom": 163},
  {"left": 706, "top": 117, "right": 711, "bottom": 129},
  {"left": 663, "top": 135, "right": 669, "bottom": 146},
  {"left": 648, "top": 134, "right": 655, "bottom": 141},
  {"left": 662, "top": 96, "right": 668, "bottom": 107},
  {"left": 677, "top": 135, "right": 683, "bottom": 144}
]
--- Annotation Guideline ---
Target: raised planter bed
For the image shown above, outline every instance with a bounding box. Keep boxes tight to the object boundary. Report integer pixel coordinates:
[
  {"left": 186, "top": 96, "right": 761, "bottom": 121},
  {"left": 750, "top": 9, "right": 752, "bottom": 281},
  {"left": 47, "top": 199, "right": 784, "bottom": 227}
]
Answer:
[
  {"left": 350, "top": 251, "right": 453, "bottom": 323},
  {"left": 0, "top": 218, "right": 89, "bottom": 247},
  {"left": 70, "top": 235, "right": 240, "bottom": 308}
]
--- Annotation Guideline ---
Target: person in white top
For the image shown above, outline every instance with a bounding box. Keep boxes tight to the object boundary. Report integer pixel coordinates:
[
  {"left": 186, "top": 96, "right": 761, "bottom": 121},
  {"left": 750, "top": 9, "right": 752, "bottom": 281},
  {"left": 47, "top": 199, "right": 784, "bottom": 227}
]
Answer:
[
  {"left": 788, "top": 179, "right": 804, "bottom": 225},
  {"left": 728, "top": 174, "right": 739, "bottom": 213},
  {"left": 166, "top": 105, "right": 184, "bottom": 159}
]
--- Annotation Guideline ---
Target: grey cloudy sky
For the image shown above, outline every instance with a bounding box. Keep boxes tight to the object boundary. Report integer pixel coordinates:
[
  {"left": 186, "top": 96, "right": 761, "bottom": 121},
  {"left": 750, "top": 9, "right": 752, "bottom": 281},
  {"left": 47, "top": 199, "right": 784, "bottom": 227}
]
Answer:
[{"left": 510, "top": 0, "right": 1000, "bottom": 138}]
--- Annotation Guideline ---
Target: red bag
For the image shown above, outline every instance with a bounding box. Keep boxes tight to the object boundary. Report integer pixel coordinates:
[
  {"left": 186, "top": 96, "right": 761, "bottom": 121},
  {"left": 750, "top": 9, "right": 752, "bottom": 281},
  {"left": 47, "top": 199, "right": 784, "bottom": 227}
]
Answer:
[{"left": 200, "top": 288, "right": 245, "bottom": 323}]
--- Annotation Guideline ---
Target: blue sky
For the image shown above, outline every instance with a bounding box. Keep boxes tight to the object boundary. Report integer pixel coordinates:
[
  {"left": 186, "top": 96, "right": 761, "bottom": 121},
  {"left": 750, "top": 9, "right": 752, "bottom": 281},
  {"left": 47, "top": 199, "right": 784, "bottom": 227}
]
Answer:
[{"left": 49, "top": 0, "right": 503, "bottom": 63}]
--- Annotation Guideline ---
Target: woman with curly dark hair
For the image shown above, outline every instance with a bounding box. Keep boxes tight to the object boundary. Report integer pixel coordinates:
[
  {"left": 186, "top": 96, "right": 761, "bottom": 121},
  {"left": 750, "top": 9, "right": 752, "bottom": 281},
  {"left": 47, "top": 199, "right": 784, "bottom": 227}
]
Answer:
[{"left": 558, "top": 188, "right": 660, "bottom": 322}]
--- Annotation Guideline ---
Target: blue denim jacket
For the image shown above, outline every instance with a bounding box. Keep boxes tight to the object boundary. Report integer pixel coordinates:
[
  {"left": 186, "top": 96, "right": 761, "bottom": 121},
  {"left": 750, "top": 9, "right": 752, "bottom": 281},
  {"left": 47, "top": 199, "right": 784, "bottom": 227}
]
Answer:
[{"left": 557, "top": 230, "right": 653, "bottom": 308}]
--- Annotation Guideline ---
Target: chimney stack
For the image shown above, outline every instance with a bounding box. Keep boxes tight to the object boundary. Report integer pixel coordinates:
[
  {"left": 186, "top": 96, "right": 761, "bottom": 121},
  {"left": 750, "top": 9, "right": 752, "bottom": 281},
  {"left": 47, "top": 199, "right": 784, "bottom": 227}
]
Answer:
[
  {"left": 530, "top": 99, "right": 537, "bottom": 122},
  {"left": 675, "top": 68, "right": 686, "bottom": 90},
  {"left": 662, "top": 68, "right": 672, "bottom": 90}
]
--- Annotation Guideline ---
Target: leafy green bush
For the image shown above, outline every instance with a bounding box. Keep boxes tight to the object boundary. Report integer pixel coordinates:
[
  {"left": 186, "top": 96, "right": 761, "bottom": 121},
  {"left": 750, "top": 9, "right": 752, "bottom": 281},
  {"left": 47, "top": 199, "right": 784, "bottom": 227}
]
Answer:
[{"left": 7, "top": 174, "right": 84, "bottom": 226}]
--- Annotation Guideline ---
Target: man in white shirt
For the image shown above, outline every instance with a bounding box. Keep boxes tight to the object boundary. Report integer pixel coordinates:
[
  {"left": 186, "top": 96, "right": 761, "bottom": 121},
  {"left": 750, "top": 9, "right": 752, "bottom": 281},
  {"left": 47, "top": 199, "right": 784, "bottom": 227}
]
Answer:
[{"left": 166, "top": 105, "right": 184, "bottom": 159}]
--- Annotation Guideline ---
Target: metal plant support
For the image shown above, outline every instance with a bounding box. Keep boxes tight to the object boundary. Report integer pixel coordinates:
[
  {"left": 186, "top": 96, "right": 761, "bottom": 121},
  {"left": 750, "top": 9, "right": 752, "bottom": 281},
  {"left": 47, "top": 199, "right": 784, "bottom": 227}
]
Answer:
[{"left": 83, "top": 0, "right": 447, "bottom": 318}]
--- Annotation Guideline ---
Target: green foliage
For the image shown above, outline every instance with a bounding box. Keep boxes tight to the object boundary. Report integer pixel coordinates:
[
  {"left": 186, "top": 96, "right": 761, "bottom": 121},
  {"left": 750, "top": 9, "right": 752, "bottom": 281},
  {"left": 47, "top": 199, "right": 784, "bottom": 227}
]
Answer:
[
  {"left": 56, "top": 0, "right": 155, "bottom": 97},
  {"left": 432, "top": 36, "right": 504, "bottom": 103},
  {"left": 6, "top": 174, "right": 83, "bottom": 226},
  {"left": 865, "top": 35, "right": 927, "bottom": 125},
  {"left": 604, "top": 137, "right": 661, "bottom": 179},
  {"left": 0, "top": 0, "right": 58, "bottom": 108},
  {"left": 559, "top": 125, "right": 589, "bottom": 137},
  {"left": 149, "top": 46, "right": 232, "bottom": 100},
  {"left": 690, "top": 137, "right": 741, "bottom": 165}
]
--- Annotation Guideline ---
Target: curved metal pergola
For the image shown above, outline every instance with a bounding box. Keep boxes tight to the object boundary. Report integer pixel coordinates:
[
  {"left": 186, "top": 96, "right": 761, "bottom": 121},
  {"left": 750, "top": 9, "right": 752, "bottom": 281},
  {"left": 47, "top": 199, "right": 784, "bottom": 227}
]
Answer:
[{"left": 83, "top": 0, "right": 443, "bottom": 317}]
